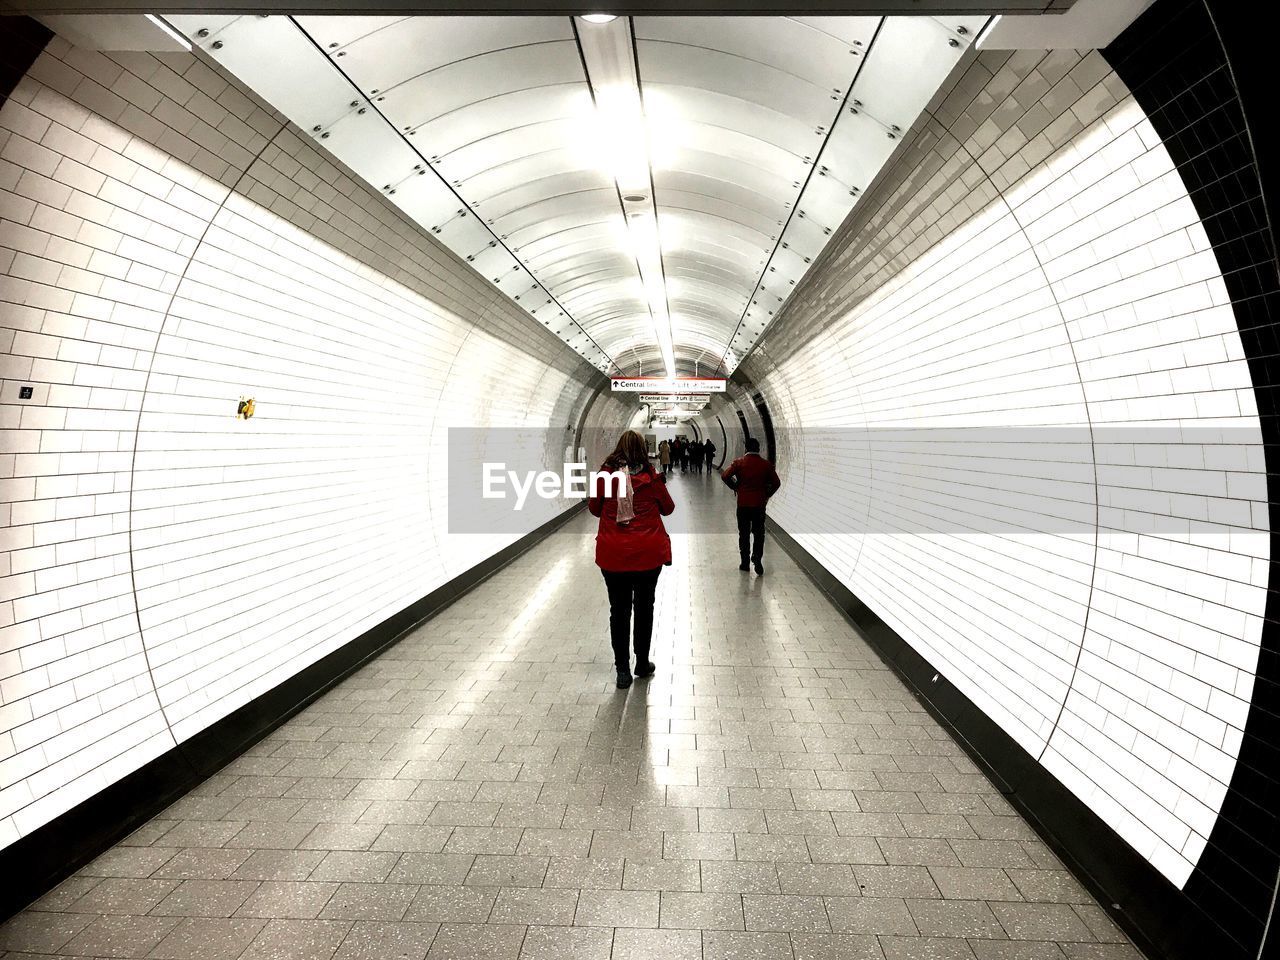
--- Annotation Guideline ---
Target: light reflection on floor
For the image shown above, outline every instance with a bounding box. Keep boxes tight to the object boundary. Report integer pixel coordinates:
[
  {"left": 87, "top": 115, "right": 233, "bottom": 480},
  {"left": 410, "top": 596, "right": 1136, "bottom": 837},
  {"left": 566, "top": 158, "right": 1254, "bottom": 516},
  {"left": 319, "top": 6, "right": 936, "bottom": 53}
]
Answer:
[{"left": 0, "top": 469, "right": 1140, "bottom": 960}]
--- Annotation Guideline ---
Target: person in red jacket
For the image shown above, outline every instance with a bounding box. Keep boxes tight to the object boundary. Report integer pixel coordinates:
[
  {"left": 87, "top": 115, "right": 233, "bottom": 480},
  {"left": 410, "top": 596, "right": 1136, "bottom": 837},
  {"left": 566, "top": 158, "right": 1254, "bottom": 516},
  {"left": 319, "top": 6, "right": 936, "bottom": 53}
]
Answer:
[
  {"left": 588, "top": 430, "right": 676, "bottom": 688},
  {"left": 720, "top": 438, "right": 781, "bottom": 575}
]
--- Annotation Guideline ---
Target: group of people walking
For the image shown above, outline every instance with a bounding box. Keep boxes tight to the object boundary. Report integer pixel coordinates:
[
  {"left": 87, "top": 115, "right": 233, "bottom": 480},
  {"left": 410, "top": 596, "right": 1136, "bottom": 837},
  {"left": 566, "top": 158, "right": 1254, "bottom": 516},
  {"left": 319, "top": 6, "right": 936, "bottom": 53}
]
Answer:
[
  {"left": 588, "top": 430, "right": 781, "bottom": 688},
  {"left": 657, "top": 435, "right": 715, "bottom": 475}
]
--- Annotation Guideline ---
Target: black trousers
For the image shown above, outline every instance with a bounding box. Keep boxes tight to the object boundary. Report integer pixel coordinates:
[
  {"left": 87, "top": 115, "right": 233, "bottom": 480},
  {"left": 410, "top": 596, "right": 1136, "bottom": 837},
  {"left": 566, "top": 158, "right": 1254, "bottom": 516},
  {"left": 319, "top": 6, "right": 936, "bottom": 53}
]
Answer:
[
  {"left": 601, "top": 567, "right": 662, "bottom": 671},
  {"left": 737, "top": 506, "right": 766, "bottom": 563}
]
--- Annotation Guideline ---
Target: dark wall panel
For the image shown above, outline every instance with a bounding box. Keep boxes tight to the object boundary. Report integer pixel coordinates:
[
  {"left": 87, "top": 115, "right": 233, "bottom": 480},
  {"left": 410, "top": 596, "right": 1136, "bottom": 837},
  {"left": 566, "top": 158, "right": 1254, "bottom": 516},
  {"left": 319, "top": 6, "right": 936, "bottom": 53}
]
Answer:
[
  {"left": 1104, "top": 0, "right": 1279, "bottom": 954},
  {"left": 0, "top": 16, "right": 52, "bottom": 104}
]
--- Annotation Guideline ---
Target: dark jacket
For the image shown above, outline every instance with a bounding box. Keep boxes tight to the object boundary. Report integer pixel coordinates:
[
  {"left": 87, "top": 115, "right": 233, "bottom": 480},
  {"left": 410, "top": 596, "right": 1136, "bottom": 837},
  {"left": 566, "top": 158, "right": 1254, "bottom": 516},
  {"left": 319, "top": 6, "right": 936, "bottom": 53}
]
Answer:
[
  {"left": 721, "top": 453, "right": 781, "bottom": 509},
  {"left": 588, "top": 462, "right": 675, "bottom": 571}
]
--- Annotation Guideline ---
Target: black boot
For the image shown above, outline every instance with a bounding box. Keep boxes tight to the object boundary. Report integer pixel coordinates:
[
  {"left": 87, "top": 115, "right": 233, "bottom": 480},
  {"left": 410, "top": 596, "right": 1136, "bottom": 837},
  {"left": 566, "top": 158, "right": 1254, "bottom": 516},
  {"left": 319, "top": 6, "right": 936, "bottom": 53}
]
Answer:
[
  {"left": 635, "top": 661, "right": 656, "bottom": 678},
  {"left": 616, "top": 669, "right": 633, "bottom": 689},
  {"left": 754, "top": 560, "right": 764, "bottom": 575}
]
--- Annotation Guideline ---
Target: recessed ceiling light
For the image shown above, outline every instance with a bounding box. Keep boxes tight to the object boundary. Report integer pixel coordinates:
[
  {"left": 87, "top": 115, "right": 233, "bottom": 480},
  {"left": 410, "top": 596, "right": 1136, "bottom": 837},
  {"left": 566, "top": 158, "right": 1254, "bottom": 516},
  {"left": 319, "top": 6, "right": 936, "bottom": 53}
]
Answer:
[
  {"left": 623, "top": 194, "right": 647, "bottom": 202},
  {"left": 581, "top": 14, "right": 617, "bottom": 23}
]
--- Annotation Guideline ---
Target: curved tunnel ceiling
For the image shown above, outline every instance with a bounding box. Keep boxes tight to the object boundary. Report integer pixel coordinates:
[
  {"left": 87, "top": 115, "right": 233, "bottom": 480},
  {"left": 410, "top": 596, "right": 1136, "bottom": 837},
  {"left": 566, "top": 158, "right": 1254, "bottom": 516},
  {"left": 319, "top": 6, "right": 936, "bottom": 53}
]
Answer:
[{"left": 168, "top": 13, "right": 985, "bottom": 377}]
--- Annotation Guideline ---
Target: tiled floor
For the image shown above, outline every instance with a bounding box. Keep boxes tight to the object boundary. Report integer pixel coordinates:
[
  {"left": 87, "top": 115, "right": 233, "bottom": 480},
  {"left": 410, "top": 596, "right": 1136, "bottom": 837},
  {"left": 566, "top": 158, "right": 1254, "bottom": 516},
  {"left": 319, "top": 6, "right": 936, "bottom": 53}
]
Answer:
[{"left": 1, "top": 471, "right": 1143, "bottom": 959}]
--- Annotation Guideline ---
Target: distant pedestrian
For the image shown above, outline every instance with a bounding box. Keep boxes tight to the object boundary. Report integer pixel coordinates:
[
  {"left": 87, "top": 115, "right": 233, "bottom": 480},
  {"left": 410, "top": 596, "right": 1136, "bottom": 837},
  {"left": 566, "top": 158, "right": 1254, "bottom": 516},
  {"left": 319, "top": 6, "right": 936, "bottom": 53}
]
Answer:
[
  {"left": 690, "top": 440, "right": 704, "bottom": 474},
  {"left": 589, "top": 430, "right": 675, "bottom": 688},
  {"left": 680, "top": 439, "right": 691, "bottom": 473},
  {"left": 720, "top": 438, "right": 781, "bottom": 575},
  {"left": 658, "top": 439, "right": 672, "bottom": 475},
  {"left": 703, "top": 438, "right": 716, "bottom": 473}
]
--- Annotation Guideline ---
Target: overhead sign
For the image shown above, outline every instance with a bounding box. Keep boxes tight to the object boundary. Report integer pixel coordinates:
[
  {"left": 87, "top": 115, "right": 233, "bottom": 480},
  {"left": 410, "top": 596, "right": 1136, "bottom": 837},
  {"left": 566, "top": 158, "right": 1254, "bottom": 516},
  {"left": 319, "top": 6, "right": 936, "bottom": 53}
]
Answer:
[
  {"left": 612, "top": 377, "right": 726, "bottom": 393},
  {"left": 639, "top": 393, "right": 711, "bottom": 405},
  {"left": 650, "top": 407, "right": 711, "bottom": 417}
]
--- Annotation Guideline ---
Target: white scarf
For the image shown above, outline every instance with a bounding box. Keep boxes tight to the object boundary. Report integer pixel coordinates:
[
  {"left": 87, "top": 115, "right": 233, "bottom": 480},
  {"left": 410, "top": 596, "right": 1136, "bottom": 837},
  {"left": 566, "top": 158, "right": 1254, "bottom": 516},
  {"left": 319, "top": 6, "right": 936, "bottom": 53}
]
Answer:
[{"left": 616, "top": 469, "right": 638, "bottom": 524}]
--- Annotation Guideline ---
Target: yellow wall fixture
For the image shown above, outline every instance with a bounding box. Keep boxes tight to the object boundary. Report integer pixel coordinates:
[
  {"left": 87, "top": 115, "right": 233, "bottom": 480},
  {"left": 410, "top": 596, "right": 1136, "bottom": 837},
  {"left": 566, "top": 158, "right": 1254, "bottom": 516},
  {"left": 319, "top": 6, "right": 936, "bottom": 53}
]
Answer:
[{"left": 236, "top": 397, "right": 256, "bottom": 419}]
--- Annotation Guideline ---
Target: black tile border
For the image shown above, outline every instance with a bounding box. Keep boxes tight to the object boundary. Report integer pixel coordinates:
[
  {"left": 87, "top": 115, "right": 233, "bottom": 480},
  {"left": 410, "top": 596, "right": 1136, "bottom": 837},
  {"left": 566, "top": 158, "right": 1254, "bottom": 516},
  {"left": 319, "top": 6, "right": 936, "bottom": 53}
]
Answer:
[
  {"left": 0, "top": 15, "right": 52, "bottom": 105},
  {"left": 768, "top": 516, "right": 1240, "bottom": 960},
  {"left": 0, "top": 501, "right": 587, "bottom": 922},
  {"left": 1105, "top": 2, "right": 1280, "bottom": 957}
]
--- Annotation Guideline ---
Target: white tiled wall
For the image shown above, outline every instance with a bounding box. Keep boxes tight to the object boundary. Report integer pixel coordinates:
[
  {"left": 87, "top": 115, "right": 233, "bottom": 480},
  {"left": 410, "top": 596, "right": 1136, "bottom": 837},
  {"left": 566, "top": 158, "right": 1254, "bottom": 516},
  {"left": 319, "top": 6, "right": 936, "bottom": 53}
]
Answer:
[
  {"left": 0, "top": 38, "right": 614, "bottom": 849},
  {"left": 5, "top": 34, "right": 1266, "bottom": 896},
  {"left": 710, "top": 50, "right": 1269, "bottom": 887}
]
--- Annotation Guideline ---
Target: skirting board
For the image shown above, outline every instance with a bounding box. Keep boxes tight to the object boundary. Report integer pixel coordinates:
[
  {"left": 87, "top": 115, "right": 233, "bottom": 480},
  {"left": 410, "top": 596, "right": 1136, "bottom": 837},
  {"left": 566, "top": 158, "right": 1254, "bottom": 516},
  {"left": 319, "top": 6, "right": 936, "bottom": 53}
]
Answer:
[
  {"left": 766, "top": 517, "right": 1241, "bottom": 960},
  {"left": 0, "top": 502, "right": 587, "bottom": 921}
]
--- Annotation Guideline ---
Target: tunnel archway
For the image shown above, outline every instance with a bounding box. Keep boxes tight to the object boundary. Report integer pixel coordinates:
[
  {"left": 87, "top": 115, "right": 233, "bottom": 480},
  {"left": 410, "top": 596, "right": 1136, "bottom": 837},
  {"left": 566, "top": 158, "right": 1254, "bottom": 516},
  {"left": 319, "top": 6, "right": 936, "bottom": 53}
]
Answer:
[{"left": 1, "top": 6, "right": 1277, "bottom": 959}]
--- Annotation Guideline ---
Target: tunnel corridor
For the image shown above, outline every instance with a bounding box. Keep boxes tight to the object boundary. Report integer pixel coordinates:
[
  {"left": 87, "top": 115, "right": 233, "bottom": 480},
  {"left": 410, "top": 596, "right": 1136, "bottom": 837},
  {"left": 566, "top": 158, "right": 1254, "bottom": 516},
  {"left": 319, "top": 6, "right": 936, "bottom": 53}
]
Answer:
[
  {"left": 0, "top": 476, "right": 1138, "bottom": 960},
  {"left": 1, "top": 1, "right": 1278, "bottom": 959}
]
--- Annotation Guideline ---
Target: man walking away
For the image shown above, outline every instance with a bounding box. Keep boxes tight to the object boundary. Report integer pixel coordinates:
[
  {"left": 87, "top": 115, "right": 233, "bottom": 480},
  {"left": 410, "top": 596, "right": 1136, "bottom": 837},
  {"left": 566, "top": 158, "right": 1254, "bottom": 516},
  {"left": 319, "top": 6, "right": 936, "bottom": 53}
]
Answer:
[
  {"left": 703, "top": 438, "right": 716, "bottom": 474},
  {"left": 658, "top": 438, "right": 672, "bottom": 476},
  {"left": 720, "top": 438, "right": 781, "bottom": 575},
  {"left": 690, "top": 439, "right": 704, "bottom": 474}
]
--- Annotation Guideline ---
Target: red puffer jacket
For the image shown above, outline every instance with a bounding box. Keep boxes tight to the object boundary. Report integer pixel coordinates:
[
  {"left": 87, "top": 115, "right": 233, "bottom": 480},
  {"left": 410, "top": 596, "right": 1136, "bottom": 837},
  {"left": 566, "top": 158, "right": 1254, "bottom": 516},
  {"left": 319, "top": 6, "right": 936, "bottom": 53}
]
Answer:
[
  {"left": 721, "top": 453, "right": 781, "bottom": 508},
  {"left": 588, "top": 462, "right": 675, "bottom": 571}
]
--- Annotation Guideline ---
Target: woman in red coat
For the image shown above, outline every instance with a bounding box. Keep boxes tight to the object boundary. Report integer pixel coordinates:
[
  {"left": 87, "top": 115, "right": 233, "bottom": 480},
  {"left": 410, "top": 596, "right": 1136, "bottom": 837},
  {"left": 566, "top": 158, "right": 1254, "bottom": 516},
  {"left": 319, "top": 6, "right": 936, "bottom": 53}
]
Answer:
[{"left": 588, "top": 430, "right": 675, "bottom": 688}]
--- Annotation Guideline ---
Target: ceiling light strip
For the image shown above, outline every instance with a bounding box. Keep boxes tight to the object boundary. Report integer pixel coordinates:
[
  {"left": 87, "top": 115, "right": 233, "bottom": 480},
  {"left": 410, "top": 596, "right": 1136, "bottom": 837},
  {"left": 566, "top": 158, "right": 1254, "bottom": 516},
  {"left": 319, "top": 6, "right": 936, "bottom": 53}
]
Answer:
[
  {"left": 574, "top": 14, "right": 676, "bottom": 378},
  {"left": 715, "top": 16, "right": 884, "bottom": 376},
  {"left": 631, "top": 19, "right": 695, "bottom": 379},
  {"left": 287, "top": 16, "right": 619, "bottom": 375}
]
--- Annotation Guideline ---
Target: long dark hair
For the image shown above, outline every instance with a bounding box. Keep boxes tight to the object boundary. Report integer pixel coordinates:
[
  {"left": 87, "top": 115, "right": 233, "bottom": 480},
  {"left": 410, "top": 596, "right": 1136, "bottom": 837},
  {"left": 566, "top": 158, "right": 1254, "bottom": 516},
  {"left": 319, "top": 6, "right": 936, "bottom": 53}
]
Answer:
[{"left": 605, "top": 430, "right": 651, "bottom": 471}]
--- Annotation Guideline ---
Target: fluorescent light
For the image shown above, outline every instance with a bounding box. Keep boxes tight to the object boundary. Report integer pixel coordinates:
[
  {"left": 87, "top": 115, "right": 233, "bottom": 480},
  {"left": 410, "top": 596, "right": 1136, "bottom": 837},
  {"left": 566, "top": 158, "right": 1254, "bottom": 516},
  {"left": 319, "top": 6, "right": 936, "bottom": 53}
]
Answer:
[
  {"left": 581, "top": 14, "right": 617, "bottom": 23},
  {"left": 578, "top": 16, "right": 676, "bottom": 377},
  {"left": 975, "top": 15, "right": 1001, "bottom": 49},
  {"left": 628, "top": 210, "right": 658, "bottom": 249},
  {"left": 146, "top": 13, "right": 192, "bottom": 51},
  {"left": 591, "top": 87, "right": 650, "bottom": 188}
]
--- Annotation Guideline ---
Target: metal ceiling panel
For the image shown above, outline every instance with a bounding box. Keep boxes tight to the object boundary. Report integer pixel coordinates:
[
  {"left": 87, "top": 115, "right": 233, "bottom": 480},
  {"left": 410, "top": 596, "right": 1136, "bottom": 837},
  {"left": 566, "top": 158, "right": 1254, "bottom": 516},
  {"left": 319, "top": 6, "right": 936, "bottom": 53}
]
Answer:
[
  {"left": 637, "top": 41, "right": 841, "bottom": 129},
  {"left": 166, "top": 12, "right": 985, "bottom": 377},
  {"left": 292, "top": 14, "right": 404, "bottom": 49},
  {"left": 461, "top": 157, "right": 606, "bottom": 211},
  {"left": 658, "top": 190, "right": 780, "bottom": 238},
  {"left": 314, "top": 108, "right": 424, "bottom": 198},
  {"left": 441, "top": 119, "right": 595, "bottom": 179},
  {"left": 636, "top": 16, "right": 872, "bottom": 88},
  {"left": 309, "top": 17, "right": 573, "bottom": 94},
  {"left": 852, "top": 17, "right": 981, "bottom": 120},
  {"left": 646, "top": 85, "right": 815, "bottom": 155},
  {"left": 413, "top": 86, "right": 590, "bottom": 159},
  {"left": 656, "top": 155, "right": 796, "bottom": 214},
  {"left": 377, "top": 45, "right": 585, "bottom": 129}
]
